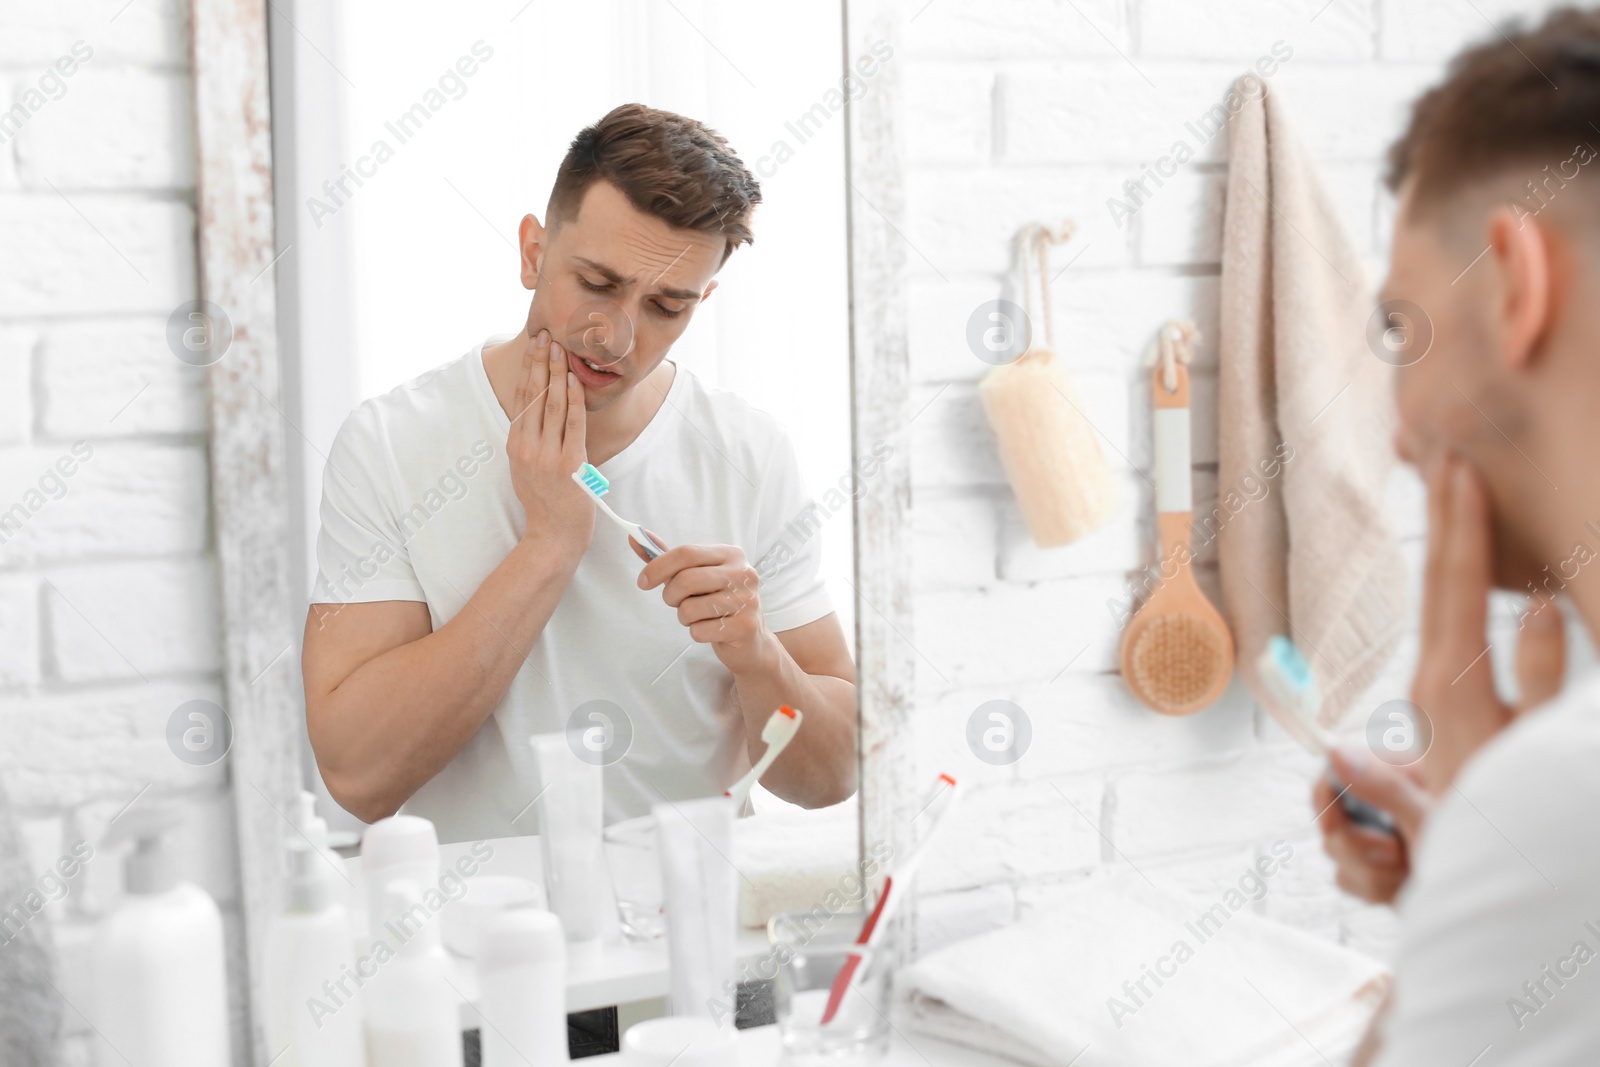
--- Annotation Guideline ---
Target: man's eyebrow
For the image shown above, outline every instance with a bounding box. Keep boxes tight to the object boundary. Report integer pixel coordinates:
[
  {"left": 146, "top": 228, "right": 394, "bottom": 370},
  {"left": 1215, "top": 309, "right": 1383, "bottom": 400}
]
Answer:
[{"left": 571, "top": 256, "right": 702, "bottom": 303}]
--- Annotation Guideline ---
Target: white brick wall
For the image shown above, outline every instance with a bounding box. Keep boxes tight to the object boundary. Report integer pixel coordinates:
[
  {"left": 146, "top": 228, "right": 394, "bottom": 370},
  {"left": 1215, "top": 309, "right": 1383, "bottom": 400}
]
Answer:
[
  {"left": 0, "top": 1, "right": 1582, "bottom": 1055},
  {"left": 0, "top": 0, "right": 240, "bottom": 1061},
  {"left": 903, "top": 0, "right": 1575, "bottom": 959}
]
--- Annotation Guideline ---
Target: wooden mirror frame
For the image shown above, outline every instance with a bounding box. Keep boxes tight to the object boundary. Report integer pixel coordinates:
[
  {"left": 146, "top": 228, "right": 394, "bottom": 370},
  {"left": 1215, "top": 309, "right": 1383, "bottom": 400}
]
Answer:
[
  {"left": 191, "top": 0, "right": 300, "bottom": 1060},
  {"left": 840, "top": 0, "right": 918, "bottom": 958}
]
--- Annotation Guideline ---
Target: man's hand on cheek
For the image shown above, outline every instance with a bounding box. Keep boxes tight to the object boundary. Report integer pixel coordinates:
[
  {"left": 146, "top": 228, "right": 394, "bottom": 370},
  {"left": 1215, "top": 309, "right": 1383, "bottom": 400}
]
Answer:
[
  {"left": 1412, "top": 457, "right": 1566, "bottom": 794},
  {"left": 508, "top": 329, "right": 594, "bottom": 557},
  {"left": 632, "top": 537, "right": 778, "bottom": 675}
]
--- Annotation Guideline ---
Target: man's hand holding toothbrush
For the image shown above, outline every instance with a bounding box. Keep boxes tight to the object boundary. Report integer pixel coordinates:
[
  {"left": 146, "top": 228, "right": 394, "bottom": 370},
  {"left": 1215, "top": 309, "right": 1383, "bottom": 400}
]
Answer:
[
  {"left": 632, "top": 540, "right": 773, "bottom": 674},
  {"left": 626, "top": 535, "right": 858, "bottom": 807}
]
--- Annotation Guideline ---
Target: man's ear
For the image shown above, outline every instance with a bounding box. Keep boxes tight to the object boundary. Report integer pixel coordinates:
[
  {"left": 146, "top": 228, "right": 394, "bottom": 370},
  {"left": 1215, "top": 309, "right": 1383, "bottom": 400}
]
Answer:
[
  {"left": 700, "top": 279, "right": 719, "bottom": 302},
  {"left": 1485, "top": 204, "right": 1551, "bottom": 371},
  {"left": 518, "top": 214, "right": 547, "bottom": 291}
]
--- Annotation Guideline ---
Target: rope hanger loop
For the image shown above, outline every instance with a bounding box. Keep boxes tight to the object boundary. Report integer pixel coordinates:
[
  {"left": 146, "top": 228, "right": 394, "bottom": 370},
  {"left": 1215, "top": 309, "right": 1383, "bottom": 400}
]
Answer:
[
  {"left": 1015, "top": 220, "right": 1076, "bottom": 354},
  {"left": 1144, "top": 318, "right": 1199, "bottom": 394}
]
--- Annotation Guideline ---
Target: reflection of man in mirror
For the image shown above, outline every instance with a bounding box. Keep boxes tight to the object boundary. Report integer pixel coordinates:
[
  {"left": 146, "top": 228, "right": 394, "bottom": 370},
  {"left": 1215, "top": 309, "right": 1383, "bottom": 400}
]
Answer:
[{"left": 301, "top": 104, "right": 857, "bottom": 842}]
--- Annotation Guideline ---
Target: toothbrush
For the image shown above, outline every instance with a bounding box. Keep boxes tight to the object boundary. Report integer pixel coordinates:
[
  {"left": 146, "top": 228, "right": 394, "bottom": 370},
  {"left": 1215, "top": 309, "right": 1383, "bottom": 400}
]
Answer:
[
  {"left": 820, "top": 773, "right": 962, "bottom": 1025},
  {"left": 572, "top": 462, "right": 666, "bottom": 561},
  {"left": 1256, "top": 636, "right": 1396, "bottom": 835},
  {"left": 725, "top": 706, "right": 804, "bottom": 808}
]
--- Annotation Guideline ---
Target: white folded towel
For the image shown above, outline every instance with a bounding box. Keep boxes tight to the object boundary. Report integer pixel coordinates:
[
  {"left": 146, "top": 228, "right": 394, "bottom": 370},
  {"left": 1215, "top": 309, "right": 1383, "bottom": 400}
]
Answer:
[
  {"left": 734, "top": 799, "right": 859, "bottom": 928},
  {"left": 896, "top": 870, "right": 1387, "bottom": 1067}
]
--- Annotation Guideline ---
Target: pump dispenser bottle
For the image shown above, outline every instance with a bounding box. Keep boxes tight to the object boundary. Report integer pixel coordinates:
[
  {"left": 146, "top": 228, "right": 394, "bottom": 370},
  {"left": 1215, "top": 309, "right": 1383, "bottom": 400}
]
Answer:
[
  {"left": 89, "top": 806, "right": 229, "bottom": 1067},
  {"left": 264, "top": 800, "right": 365, "bottom": 1067}
]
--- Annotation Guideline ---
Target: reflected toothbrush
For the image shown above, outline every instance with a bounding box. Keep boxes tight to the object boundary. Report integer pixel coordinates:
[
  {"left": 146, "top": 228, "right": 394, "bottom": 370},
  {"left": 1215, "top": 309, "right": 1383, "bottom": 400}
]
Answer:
[
  {"left": 571, "top": 462, "right": 667, "bottom": 561},
  {"left": 726, "top": 706, "right": 804, "bottom": 808}
]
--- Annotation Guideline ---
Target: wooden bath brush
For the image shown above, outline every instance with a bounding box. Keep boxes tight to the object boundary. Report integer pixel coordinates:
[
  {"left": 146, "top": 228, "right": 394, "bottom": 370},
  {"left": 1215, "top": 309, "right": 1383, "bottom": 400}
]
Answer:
[{"left": 1120, "top": 322, "right": 1235, "bottom": 715}]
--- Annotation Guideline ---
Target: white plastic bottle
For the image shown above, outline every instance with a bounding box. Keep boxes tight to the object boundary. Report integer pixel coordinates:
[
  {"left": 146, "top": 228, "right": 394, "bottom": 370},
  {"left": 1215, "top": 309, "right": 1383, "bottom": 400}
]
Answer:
[
  {"left": 359, "top": 814, "right": 439, "bottom": 939},
  {"left": 363, "top": 878, "right": 463, "bottom": 1067},
  {"left": 264, "top": 831, "right": 367, "bottom": 1066},
  {"left": 477, "top": 909, "right": 568, "bottom": 1066},
  {"left": 293, "top": 790, "right": 357, "bottom": 915},
  {"left": 90, "top": 807, "right": 229, "bottom": 1067}
]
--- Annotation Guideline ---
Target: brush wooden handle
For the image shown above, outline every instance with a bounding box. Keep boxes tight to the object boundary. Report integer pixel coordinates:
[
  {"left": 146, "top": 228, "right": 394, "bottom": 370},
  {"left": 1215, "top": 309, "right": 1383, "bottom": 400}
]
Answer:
[
  {"left": 1120, "top": 360, "right": 1234, "bottom": 716},
  {"left": 1152, "top": 363, "right": 1192, "bottom": 557}
]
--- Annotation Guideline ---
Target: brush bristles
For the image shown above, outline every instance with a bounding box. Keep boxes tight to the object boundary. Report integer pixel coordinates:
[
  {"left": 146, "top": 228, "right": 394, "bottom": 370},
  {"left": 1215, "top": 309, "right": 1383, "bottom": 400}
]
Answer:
[
  {"left": 1126, "top": 613, "right": 1230, "bottom": 710},
  {"left": 574, "top": 463, "right": 609, "bottom": 496},
  {"left": 762, "top": 706, "right": 801, "bottom": 742}
]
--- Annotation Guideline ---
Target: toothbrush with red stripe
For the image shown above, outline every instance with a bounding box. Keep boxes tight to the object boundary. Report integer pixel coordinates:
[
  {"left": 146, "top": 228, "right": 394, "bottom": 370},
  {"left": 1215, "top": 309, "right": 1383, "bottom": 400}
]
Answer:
[{"left": 819, "top": 773, "right": 961, "bottom": 1025}]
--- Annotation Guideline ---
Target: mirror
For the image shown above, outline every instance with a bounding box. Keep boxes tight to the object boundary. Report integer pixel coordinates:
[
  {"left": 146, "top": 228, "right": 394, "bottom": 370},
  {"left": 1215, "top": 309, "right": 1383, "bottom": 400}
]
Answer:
[
  {"left": 197, "top": 0, "right": 873, "bottom": 1056},
  {"left": 272, "top": 1, "right": 860, "bottom": 843}
]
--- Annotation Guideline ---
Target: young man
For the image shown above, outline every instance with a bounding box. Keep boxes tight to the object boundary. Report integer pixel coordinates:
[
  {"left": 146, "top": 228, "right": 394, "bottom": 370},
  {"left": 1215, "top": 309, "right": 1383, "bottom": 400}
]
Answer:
[
  {"left": 302, "top": 104, "right": 857, "bottom": 842},
  {"left": 1315, "top": 9, "right": 1600, "bottom": 1063}
]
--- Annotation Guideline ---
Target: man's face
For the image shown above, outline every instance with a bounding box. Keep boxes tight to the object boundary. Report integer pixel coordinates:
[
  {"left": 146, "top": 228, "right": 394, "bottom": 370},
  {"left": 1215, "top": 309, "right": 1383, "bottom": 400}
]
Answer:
[
  {"left": 1384, "top": 184, "right": 1545, "bottom": 588},
  {"left": 522, "top": 180, "right": 726, "bottom": 411}
]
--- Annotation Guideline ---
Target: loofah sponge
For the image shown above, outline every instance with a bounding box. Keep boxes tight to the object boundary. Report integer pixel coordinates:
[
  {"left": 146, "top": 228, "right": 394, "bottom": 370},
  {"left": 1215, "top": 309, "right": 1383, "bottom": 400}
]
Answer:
[{"left": 979, "top": 223, "right": 1120, "bottom": 548}]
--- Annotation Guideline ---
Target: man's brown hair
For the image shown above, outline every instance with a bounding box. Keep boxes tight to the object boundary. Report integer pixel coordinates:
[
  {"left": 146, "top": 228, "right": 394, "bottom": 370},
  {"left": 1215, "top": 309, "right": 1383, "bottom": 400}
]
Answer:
[
  {"left": 547, "top": 103, "right": 762, "bottom": 264},
  {"left": 1385, "top": 6, "right": 1600, "bottom": 206}
]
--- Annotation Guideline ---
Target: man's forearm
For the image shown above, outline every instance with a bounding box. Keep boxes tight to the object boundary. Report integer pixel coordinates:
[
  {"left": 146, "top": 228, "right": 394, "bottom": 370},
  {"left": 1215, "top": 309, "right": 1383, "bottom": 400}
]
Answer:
[
  {"left": 730, "top": 641, "right": 857, "bottom": 807},
  {"left": 311, "top": 539, "right": 578, "bottom": 821}
]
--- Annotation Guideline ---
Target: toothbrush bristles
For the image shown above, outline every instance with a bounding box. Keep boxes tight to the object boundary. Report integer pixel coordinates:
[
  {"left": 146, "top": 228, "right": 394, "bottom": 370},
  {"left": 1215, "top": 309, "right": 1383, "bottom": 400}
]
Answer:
[{"left": 573, "top": 463, "right": 609, "bottom": 496}]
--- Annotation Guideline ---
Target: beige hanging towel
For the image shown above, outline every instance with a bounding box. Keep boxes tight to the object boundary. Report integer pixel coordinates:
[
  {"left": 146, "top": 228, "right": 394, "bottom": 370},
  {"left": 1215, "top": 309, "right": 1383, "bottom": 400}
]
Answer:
[
  {"left": 980, "top": 222, "right": 1120, "bottom": 547},
  {"left": 1218, "top": 78, "right": 1406, "bottom": 727}
]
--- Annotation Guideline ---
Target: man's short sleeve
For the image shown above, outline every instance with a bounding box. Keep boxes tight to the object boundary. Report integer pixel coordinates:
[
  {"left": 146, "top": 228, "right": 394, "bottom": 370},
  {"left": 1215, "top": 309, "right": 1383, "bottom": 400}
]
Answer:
[
  {"left": 310, "top": 404, "right": 428, "bottom": 606},
  {"left": 1372, "top": 692, "right": 1600, "bottom": 1066},
  {"left": 750, "top": 426, "right": 835, "bottom": 634}
]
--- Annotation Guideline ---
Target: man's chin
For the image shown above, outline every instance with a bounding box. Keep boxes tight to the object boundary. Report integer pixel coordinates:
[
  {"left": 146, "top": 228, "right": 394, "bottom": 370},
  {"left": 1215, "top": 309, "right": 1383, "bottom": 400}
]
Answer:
[
  {"left": 581, "top": 386, "right": 627, "bottom": 413},
  {"left": 1491, "top": 536, "right": 1548, "bottom": 597}
]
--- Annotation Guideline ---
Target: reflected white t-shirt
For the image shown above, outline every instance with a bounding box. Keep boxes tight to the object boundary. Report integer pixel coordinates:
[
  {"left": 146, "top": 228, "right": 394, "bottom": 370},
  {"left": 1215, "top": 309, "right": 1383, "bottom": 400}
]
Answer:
[
  {"left": 311, "top": 337, "right": 834, "bottom": 843},
  {"left": 1373, "top": 668, "right": 1600, "bottom": 1066}
]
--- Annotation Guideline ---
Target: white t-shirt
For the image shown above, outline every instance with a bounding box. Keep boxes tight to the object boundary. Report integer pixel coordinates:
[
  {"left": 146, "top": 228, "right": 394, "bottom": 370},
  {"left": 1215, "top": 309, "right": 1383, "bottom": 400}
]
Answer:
[
  {"left": 311, "top": 337, "right": 834, "bottom": 843},
  {"left": 1373, "top": 668, "right": 1600, "bottom": 1066}
]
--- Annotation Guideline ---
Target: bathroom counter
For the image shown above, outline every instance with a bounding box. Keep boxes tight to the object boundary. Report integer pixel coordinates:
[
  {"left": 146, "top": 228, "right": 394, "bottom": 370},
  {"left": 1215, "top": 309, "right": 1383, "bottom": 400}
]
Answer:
[
  {"left": 588, "top": 1019, "right": 1369, "bottom": 1067},
  {"left": 587, "top": 1022, "right": 1014, "bottom": 1067},
  {"left": 344, "top": 832, "right": 778, "bottom": 1027}
]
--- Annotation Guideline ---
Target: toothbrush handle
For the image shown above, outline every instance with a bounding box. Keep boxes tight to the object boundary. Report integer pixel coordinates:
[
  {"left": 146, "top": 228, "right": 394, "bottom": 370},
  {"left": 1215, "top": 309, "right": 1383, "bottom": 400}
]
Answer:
[
  {"left": 631, "top": 526, "right": 666, "bottom": 561},
  {"left": 595, "top": 500, "right": 666, "bottom": 560},
  {"left": 726, "top": 744, "right": 778, "bottom": 806},
  {"left": 1328, "top": 770, "right": 1398, "bottom": 835},
  {"left": 820, "top": 875, "right": 897, "bottom": 1025}
]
